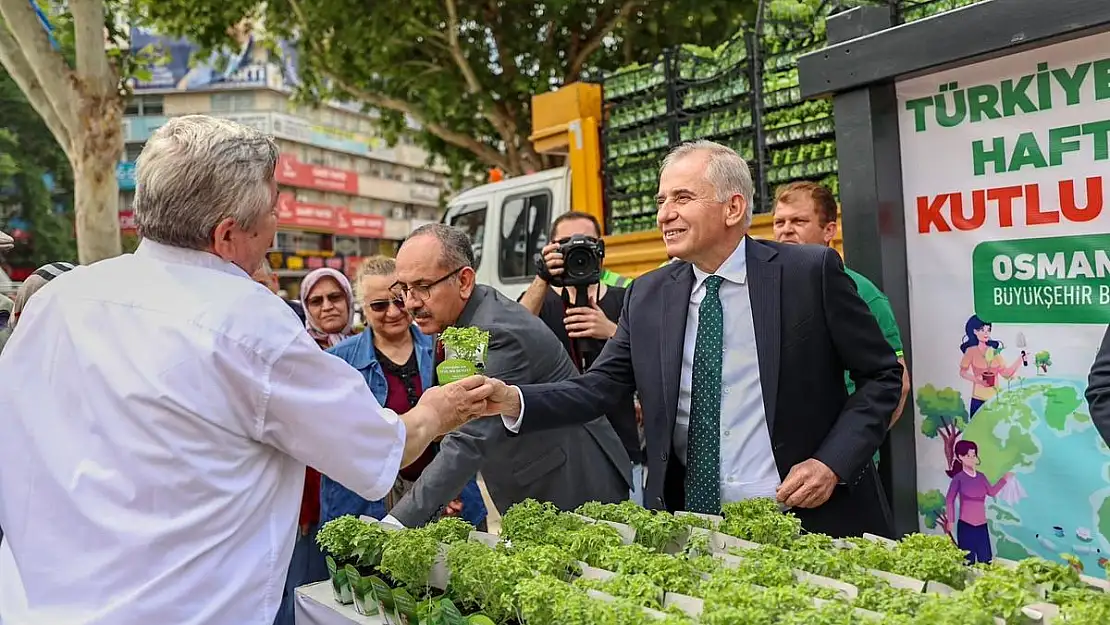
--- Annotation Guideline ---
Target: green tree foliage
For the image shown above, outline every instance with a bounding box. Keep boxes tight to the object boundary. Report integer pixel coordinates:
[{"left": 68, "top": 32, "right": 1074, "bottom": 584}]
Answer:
[
  {"left": 916, "top": 489, "right": 953, "bottom": 541},
  {"left": 917, "top": 384, "right": 968, "bottom": 471},
  {"left": 0, "top": 68, "right": 77, "bottom": 267},
  {"left": 135, "top": 0, "right": 756, "bottom": 183}
]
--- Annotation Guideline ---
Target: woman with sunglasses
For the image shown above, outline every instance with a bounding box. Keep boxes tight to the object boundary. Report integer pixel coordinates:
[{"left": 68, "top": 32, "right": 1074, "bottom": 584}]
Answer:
[{"left": 321, "top": 256, "right": 488, "bottom": 529}]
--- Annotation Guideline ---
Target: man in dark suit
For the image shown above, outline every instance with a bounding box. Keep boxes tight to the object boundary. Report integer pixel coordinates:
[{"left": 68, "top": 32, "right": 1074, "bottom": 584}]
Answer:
[
  {"left": 382, "top": 223, "right": 632, "bottom": 528},
  {"left": 1088, "top": 327, "right": 1110, "bottom": 446},
  {"left": 485, "top": 140, "right": 903, "bottom": 538}
]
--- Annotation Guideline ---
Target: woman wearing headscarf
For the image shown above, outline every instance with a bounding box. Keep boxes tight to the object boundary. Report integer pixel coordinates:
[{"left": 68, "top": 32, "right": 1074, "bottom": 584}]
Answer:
[
  {"left": 2, "top": 262, "right": 75, "bottom": 353},
  {"left": 323, "top": 256, "right": 488, "bottom": 529},
  {"left": 273, "top": 267, "right": 356, "bottom": 625}
]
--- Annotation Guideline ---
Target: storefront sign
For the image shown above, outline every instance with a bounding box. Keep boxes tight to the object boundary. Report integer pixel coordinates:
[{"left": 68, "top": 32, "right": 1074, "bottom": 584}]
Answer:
[
  {"left": 277, "top": 193, "right": 386, "bottom": 238},
  {"left": 267, "top": 251, "right": 347, "bottom": 273},
  {"left": 270, "top": 112, "right": 397, "bottom": 161},
  {"left": 117, "top": 162, "right": 136, "bottom": 191},
  {"left": 899, "top": 32, "right": 1109, "bottom": 568},
  {"left": 277, "top": 192, "right": 339, "bottom": 231},
  {"left": 276, "top": 153, "right": 358, "bottom": 195},
  {"left": 341, "top": 210, "right": 386, "bottom": 238},
  {"left": 119, "top": 210, "right": 137, "bottom": 233}
]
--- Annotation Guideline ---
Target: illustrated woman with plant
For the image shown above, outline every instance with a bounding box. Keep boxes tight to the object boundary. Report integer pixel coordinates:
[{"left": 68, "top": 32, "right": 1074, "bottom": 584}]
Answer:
[
  {"left": 945, "top": 440, "right": 1012, "bottom": 564},
  {"left": 958, "top": 315, "right": 1023, "bottom": 417}
]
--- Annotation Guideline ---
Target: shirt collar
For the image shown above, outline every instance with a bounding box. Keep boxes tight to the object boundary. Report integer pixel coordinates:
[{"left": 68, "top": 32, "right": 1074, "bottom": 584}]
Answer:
[
  {"left": 691, "top": 237, "right": 748, "bottom": 291},
  {"left": 134, "top": 238, "right": 250, "bottom": 279}
]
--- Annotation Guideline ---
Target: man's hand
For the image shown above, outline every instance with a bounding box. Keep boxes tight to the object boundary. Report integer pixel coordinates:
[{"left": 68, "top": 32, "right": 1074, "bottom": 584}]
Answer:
[
  {"left": 776, "top": 458, "right": 839, "bottom": 509},
  {"left": 540, "top": 242, "right": 564, "bottom": 279},
  {"left": 483, "top": 377, "right": 522, "bottom": 419},
  {"left": 400, "top": 375, "right": 493, "bottom": 467},
  {"left": 444, "top": 499, "right": 464, "bottom": 517},
  {"left": 416, "top": 375, "right": 495, "bottom": 437},
  {"left": 565, "top": 297, "right": 617, "bottom": 339}
]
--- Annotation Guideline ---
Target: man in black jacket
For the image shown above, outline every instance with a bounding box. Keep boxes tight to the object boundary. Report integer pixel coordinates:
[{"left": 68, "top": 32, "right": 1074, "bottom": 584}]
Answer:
[
  {"left": 483, "top": 140, "right": 902, "bottom": 538},
  {"left": 1088, "top": 326, "right": 1110, "bottom": 446}
]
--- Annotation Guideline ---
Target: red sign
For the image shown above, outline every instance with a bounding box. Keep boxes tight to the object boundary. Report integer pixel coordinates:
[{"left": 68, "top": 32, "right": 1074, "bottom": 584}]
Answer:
[
  {"left": 337, "top": 208, "right": 386, "bottom": 238},
  {"left": 119, "top": 210, "right": 138, "bottom": 233},
  {"left": 277, "top": 193, "right": 339, "bottom": 231},
  {"left": 275, "top": 153, "right": 358, "bottom": 194},
  {"left": 277, "top": 193, "right": 386, "bottom": 238}
]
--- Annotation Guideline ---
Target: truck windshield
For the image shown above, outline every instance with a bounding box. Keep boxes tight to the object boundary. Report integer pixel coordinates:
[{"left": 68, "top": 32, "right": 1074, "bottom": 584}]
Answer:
[{"left": 447, "top": 202, "right": 487, "bottom": 270}]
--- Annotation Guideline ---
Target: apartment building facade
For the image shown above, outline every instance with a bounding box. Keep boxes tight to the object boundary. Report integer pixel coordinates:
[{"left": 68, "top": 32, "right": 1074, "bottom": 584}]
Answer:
[{"left": 117, "top": 31, "right": 448, "bottom": 296}]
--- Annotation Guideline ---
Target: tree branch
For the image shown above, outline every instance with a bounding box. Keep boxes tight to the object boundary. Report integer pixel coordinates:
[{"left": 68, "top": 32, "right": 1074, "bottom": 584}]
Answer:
[
  {"left": 444, "top": 0, "right": 482, "bottom": 95},
  {"left": 326, "top": 72, "right": 511, "bottom": 173},
  {"left": 70, "top": 0, "right": 114, "bottom": 91},
  {"left": 567, "top": 0, "right": 642, "bottom": 81},
  {"left": 0, "top": 0, "right": 77, "bottom": 133},
  {"left": 0, "top": 17, "right": 71, "bottom": 152}
]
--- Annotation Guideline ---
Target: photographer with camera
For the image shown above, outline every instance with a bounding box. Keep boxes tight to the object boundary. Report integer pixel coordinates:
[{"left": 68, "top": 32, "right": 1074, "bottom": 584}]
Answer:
[{"left": 519, "top": 212, "right": 645, "bottom": 503}]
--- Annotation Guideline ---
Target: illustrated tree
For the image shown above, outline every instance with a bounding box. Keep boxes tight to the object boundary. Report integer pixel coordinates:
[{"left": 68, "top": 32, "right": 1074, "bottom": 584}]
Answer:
[
  {"left": 0, "top": 0, "right": 142, "bottom": 263},
  {"left": 0, "top": 67, "right": 78, "bottom": 267},
  {"left": 1035, "top": 350, "right": 1052, "bottom": 374},
  {"left": 136, "top": 0, "right": 756, "bottom": 184},
  {"left": 918, "top": 384, "right": 969, "bottom": 471},
  {"left": 917, "top": 489, "right": 954, "bottom": 543}
]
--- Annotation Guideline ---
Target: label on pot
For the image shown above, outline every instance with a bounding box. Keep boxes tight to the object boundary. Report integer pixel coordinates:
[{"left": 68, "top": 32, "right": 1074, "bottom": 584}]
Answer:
[
  {"left": 344, "top": 565, "right": 379, "bottom": 616},
  {"left": 436, "top": 327, "right": 490, "bottom": 383},
  {"left": 368, "top": 575, "right": 396, "bottom": 617},
  {"left": 326, "top": 555, "right": 353, "bottom": 605},
  {"left": 392, "top": 588, "right": 420, "bottom": 625}
]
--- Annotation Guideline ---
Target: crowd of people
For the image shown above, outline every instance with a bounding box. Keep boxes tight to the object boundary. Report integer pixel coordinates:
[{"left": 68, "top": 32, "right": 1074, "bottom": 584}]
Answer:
[{"left": 1, "top": 113, "right": 1109, "bottom": 625}]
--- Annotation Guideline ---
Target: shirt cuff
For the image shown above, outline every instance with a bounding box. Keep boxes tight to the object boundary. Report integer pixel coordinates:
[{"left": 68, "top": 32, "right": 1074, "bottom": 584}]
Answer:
[
  {"left": 500, "top": 386, "right": 525, "bottom": 434},
  {"left": 381, "top": 514, "right": 406, "bottom": 529}
]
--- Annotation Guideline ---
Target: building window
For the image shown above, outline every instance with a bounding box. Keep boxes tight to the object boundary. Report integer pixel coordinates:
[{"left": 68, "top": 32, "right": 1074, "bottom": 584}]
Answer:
[
  {"left": 210, "top": 92, "right": 256, "bottom": 113},
  {"left": 448, "top": 203, "right": 487, "bottom": 271},
  {"left": 124, "top": 96, "right": 164, "bottom": 116},
  {"left": 498, "top": 191, "right": 550, "bottom": 280}
]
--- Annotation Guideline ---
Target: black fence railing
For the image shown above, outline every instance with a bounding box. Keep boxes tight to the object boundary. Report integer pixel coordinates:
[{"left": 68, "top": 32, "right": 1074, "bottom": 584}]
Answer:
[{"left": 596, "top": 0, "right": 991, "bottom": 234}]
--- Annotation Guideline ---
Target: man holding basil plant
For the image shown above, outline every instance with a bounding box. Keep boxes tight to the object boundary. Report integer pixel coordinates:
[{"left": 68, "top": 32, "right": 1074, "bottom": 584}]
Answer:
[{"left": 382, "top": 222, "right": 632, "bottom": 528}]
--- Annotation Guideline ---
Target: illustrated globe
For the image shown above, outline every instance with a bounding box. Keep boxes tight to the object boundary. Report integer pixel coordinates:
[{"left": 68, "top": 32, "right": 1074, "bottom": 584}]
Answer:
[{"left": 962, "top": 377, "right": 1109, "bottom": 574}]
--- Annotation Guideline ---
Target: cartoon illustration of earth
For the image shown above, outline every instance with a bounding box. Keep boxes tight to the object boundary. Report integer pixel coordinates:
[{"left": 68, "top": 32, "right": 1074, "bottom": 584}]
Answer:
[{"left": 918, "top": 376, "right": 1108, "bottom": 572}]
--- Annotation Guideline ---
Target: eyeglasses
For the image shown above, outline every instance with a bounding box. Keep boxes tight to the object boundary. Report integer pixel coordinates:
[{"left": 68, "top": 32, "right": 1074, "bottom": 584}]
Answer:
[
  {"left": 305, "top": 291, "right": 346, "bottom": 308},
  {"left": 366, "top": 297, "right": 405, "bottom": 313},
  {"left": 390, "top": 266, "right": 464, "bottom": 301}
]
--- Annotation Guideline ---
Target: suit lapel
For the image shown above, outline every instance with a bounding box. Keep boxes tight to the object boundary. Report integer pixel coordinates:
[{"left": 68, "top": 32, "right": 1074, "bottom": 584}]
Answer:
[
  {"left": 746, "top": 238, "right": 782, "bottom": 433},
  {"left": 661, "top": 263, "right": 694, "bottom": 434}
]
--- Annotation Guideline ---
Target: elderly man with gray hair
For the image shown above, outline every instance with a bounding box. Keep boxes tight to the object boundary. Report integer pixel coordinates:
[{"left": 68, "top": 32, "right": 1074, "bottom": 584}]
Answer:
[
  {"left": 0, "top": 115, "right": 495, "bottom": 625},
  {"left": 484, "top": 140, "right": 903, "bottom": 539}
]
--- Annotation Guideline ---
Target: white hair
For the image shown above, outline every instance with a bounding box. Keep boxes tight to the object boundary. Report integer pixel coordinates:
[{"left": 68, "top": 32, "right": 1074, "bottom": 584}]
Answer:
[
  {"left": 133, "top": 115, "right": 279, "bottom": 250},
  {"left": 661, "top": 140, "right": 755, "bottom": 229}
]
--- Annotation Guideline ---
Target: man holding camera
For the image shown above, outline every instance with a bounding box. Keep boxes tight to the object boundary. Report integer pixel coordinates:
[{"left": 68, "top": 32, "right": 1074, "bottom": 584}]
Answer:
[{"left": 518, "top": 211, "right": 645, "bottom": 503}]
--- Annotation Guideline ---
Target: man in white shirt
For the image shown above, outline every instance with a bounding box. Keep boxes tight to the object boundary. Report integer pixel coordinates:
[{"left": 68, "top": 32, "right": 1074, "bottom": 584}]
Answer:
[
  {"left": 484, "top": 140, "right": 903, "bottom": 538},
  {"left": 0, "top": 115, "right": 493, "bottom": 625}
]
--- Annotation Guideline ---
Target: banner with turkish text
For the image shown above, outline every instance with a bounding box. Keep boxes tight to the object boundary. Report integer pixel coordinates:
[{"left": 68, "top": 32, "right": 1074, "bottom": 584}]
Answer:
[{"left": 899, "top": 31, "right": 1109, "bottom": 572}]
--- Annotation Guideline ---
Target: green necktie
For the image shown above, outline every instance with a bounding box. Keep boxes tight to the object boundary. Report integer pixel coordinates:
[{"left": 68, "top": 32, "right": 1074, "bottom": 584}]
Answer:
[{"left": 686, "top": 274, "right": 724, "bottom": 514}]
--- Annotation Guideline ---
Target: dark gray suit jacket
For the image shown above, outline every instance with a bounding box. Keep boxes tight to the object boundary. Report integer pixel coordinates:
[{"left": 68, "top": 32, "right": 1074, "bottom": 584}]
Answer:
[
  {"left": 509, "top": 238, "right": 903, "bottom": 538},
  {"left": 389, "top": 285, "right": 633, "bottom": 527},
  {"left": 1088, "top": 326, "right": 1110, "bottom": 445}
]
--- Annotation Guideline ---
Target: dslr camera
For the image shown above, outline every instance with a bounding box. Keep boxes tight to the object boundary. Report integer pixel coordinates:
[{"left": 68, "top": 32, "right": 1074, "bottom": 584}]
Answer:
[{"left": 537, "top": 235, "right": 605, "bottom": 288}]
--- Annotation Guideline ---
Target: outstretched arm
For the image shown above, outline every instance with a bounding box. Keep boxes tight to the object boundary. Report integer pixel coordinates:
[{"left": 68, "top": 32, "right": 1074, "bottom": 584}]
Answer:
[
  {"left": 497, "top": 287, "right": 638, "bottom": 434},
  {"left": 1090, "top": 328, "right": 1110, "bottom": 445}
]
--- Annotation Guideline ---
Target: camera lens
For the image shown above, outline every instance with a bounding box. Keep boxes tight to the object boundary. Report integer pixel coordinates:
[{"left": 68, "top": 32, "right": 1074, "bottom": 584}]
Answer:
[{"left": 565, "top": 248, "right": 591, "bottom": 278}]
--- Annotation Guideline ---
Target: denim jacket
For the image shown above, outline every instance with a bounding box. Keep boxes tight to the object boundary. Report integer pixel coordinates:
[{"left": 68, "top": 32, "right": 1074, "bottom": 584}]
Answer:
[{"left": 320, "top": 326, "right": 487, "bottom": 527}]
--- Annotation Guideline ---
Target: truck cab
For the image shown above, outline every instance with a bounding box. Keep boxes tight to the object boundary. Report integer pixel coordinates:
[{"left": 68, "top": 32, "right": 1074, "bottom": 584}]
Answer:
[{"left": 441, "top": 167, "right": 571, "bottom": 302}]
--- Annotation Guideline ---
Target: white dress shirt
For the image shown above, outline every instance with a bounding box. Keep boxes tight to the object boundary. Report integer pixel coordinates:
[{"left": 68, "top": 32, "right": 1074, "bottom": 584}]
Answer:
[
  {"left": 677, "top": 238, "right": 781, "bottom": 503},
  {"left": 0, "top": 240, "right": 405, "bottom": 625},
  {"left": 503, "top": 238, "right": 779, "bottom": 505}
]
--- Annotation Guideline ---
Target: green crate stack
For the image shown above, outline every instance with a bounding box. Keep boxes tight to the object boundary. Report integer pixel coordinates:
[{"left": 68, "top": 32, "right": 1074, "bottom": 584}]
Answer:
[
  {"left": 673, "top": 33, "right": 758, "bottom": 205},
  {"left": 602, "top": 54, "right": 672, "bottom": 235},
  {"left": 897, "top": 0, "right": 991, "bottom": 24},
  {"left": 758, "top": 0, "right": 860, "bottom": 207}
]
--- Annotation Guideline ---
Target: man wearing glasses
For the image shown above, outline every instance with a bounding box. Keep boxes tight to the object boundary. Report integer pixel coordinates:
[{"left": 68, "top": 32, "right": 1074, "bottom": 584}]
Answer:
[{"left": 381, "top": 223, "right": 633, "bottom": 528}]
